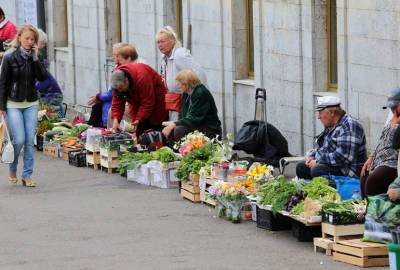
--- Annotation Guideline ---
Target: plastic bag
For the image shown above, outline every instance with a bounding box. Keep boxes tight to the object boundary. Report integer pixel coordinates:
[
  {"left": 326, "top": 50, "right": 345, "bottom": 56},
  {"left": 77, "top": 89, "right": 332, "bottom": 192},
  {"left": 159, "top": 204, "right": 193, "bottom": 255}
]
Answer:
[
  {"left": 0, "top": 116, "right": 14, "bottom": 164},
  {"left": 363, "top": 194, "right": 400, "bottom": 243}
]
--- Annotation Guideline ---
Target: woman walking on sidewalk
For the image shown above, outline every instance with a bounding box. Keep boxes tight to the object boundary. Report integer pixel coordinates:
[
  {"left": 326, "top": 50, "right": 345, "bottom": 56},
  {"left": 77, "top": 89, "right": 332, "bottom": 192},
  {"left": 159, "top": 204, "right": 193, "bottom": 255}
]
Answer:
[{"left": 0, "top": 25, "right": 48, "bottom": 187}]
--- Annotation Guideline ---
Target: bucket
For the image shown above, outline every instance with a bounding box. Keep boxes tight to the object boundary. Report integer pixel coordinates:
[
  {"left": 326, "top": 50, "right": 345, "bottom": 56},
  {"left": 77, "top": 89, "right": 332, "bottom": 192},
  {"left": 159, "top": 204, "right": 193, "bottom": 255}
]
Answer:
[{"left": 388, "top": 243, "right": 400, "bottom": 270}]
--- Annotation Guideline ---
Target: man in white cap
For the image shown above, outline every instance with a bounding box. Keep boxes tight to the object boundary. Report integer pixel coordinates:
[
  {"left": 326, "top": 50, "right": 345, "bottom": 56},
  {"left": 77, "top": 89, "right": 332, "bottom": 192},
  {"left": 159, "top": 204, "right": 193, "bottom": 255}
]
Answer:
[{"left": 296, "top": 96, "right": 367, "bottom": 179}]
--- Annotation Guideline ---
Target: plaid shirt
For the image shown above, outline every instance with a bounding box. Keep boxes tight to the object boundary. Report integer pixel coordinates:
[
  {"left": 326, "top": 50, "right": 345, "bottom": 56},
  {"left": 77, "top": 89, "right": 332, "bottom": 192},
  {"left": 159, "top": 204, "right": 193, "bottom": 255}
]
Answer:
[{"left": 308, "top": 114, "right": 367, "bottom": 177}]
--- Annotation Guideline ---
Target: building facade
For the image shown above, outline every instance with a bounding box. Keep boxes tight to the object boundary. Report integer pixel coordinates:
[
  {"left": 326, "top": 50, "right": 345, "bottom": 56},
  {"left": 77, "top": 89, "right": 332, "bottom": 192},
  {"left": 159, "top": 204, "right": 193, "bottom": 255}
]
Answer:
[{"left": 1, "top": 0, "right": 399, "bottom": 155}]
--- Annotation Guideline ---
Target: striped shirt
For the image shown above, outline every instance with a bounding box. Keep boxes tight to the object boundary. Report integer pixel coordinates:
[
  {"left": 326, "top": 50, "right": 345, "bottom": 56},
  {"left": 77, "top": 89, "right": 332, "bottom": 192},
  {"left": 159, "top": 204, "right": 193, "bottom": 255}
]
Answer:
[{"left": 371, "top": 124, "right": 399, "bottom": 172}]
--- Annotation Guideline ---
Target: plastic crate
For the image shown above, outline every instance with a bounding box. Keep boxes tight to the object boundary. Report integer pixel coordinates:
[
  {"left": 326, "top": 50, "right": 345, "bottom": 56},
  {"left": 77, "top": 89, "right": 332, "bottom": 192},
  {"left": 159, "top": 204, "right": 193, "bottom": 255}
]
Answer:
[
  {"left": 256, "top": 205, "right": 292, "bottom": 231},
  {"left": 291, "top": 219, "right": 321, "bottom": 242},
  {"left": 321, "top": 211, "right": 364, "bottom": 225},
  {"left": 68, "top": 150, "right": 87, "bottom": 167},
  {"left": 36, "top": 134, "right": 44, "bottom": 151}
]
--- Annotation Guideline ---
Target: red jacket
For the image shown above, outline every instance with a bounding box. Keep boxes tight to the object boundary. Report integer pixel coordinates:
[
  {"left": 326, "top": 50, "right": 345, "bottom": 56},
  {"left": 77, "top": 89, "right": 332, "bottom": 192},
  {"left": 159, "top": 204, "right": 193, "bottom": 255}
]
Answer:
[
  {"left": 111, "top": 63, "right": 167, "bottom": 125},
  {"left": 0, "top": 20, "right": 17, "bottom": 40}
]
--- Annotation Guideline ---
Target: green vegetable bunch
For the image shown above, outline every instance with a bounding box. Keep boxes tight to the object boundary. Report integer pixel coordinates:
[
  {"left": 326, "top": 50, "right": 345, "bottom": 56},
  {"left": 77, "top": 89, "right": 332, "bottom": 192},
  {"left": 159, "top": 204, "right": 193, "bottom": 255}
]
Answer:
[
  {"left": 175, "top": 143, "right": 216, "bottom": 182},
  {"left": 150, "top": 147, "right": 178, "bottom": 164},
  {"left": 290, "top": 201, "right": 305, "bottom": 215},
  {"left": 69, "top": 124, "right": 90, "bottom": 137},
  {"left": 304, "top": 177, "right": 339, "bottom": 200},
  {"left": 117, "top": 152, "right": 153, "bottom": 175},
  {"left": 257, "top": 175, "right": 302, "bottom": 213}
]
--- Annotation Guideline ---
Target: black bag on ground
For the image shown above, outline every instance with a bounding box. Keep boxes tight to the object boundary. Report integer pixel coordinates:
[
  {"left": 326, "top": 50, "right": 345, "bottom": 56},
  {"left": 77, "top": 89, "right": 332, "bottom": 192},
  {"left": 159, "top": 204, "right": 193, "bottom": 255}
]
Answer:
[
  {"left": 233, "top": 121, "right": 290, "bottom": 167},
  {"left": 232, "top": 88, "right": 290, "bottom": 167},
  {"left": 233, "top": 120, "right": 266, "bottom": 154}
]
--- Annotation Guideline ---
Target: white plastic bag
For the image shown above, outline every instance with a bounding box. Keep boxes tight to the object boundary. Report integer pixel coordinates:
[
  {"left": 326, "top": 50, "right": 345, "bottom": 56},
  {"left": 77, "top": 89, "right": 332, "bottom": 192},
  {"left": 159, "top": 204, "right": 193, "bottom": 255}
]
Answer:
[{"left": 0, "top": 116, "right": 14, "bottom": 164}]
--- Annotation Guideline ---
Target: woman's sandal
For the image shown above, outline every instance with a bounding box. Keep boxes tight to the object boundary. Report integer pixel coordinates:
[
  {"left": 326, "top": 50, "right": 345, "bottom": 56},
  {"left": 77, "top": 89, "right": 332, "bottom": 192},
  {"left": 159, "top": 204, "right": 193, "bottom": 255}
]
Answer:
[
  {"left": 9, "top": 177, "right": 18, "bottom": 185},
  {"left": 21, "top": 179, "right": 36, "bottom": 187}
]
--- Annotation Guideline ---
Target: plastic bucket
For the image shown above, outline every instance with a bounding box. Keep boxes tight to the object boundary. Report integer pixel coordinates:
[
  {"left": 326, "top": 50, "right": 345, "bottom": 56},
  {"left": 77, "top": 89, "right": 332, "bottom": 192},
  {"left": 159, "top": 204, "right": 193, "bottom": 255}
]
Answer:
[{"left": 388, "top": 243, "right": 400, "bottom": 270}]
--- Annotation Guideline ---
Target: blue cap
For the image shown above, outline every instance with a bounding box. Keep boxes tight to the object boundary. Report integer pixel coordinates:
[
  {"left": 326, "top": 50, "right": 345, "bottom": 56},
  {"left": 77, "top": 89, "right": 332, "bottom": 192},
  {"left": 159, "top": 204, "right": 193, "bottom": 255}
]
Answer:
[{"left": 383, "top": 87, "right": 400, "bottom": 109}]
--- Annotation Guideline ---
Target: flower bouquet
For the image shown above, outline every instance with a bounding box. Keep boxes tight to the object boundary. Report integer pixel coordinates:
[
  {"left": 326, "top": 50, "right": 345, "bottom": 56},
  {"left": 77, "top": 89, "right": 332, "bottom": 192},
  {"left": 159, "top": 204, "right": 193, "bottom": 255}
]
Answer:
[
  {"left": 247, "top": 163, "right": 274, "bottom": 183},
  {"left": 209, "top": 178, "right": 256, "bottom": 223},
  {"left": 174, "top": 131, "right": 210, "bottom": 156}
]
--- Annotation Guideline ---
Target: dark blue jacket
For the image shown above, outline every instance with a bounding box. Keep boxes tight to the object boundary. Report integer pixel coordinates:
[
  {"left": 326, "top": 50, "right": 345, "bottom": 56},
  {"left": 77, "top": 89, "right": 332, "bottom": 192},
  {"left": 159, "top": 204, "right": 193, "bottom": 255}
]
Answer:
[{"left": 96, "top": 87, "right": 112, "bottom": 127}]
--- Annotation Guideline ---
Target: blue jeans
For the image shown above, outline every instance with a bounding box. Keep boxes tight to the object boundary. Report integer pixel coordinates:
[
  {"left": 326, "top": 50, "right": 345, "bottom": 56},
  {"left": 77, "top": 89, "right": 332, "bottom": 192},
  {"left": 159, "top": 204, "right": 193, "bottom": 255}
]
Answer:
[{"left": 7, "top": 105, "right": 38, "bottom": 179}]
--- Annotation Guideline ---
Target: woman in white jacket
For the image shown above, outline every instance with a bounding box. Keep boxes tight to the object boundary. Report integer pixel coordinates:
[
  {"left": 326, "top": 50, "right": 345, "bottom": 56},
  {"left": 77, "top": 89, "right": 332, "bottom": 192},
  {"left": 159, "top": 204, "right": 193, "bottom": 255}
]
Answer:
[{"left": 156, "top": 26, "right": 207, "bottom": 120}]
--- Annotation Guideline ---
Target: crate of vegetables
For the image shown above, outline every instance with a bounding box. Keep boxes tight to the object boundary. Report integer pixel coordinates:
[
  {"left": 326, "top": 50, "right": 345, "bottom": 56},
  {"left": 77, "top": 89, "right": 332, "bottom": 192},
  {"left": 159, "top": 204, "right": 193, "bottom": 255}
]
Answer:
[
  {"left": 101, "top": 132, "right": 133, "bottom": 150},
  {"left": 321, "top": 200, "right": 366, "bottom": 225}
]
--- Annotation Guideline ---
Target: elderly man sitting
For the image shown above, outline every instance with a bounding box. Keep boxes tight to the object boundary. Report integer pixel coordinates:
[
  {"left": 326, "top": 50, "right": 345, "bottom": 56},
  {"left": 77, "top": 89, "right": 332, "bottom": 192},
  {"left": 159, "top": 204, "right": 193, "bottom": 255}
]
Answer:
[{"left": 296, "top": 96, "right": 367, "bottom": 179}]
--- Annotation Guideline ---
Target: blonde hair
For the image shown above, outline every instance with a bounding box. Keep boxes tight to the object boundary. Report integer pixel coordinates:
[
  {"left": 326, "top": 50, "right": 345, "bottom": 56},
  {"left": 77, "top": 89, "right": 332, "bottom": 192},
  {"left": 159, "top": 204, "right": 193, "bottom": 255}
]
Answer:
[
  {"left": 113, "top": 42, "right": 128, "bottom": 50},
  {"left": 156, "top": 26, "right": 182, "bottom": 48},
  {"left": 11, "top": 25, "right": 39, "bottom": 48},
  {"left": 175, "top": 69, "right": 201, "bottom": 89},
  {"left": 37, "top": 28, "right": 47, "bottom": 44}
]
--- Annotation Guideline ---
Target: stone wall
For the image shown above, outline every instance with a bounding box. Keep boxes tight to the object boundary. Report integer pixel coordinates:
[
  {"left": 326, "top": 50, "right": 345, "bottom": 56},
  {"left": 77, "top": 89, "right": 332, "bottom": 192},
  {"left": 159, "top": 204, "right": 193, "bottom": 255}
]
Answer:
[{"left": 2, "top": 0, "right": 399, "bottom": 155}]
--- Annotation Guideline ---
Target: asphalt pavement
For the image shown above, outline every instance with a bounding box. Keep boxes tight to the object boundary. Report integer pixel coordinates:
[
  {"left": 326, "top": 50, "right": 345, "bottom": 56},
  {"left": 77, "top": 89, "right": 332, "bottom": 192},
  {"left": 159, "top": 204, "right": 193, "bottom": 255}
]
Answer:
[{"left": 0, "top": 152, "right": 387, "bottom": 270}]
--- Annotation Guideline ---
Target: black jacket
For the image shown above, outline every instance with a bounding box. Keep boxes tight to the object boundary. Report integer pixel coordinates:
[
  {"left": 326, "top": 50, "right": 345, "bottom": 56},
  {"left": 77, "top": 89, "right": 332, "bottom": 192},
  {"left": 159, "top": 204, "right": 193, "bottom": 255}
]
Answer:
[{"left": 0, "top": 48, "right": 48, "bottom": 110}]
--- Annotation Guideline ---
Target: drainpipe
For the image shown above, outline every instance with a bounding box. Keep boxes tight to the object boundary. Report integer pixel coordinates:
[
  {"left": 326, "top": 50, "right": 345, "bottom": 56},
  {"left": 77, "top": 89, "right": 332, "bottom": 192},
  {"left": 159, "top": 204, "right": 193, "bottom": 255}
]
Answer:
[
  {"left": 258, "top": 0, "right": 264, "bottom": 88},
  {"left": 343, "top": 0, "right": 349, "bottom": 113},
  {"left": 186, "top": 0, "right": 192, "bottom": 51},
  {"left": 70, "top": 0, "right": 77, "bottom": 104},
  {"left": 96, "top": 1, "right": 102, "bottom": 93},
  {"left": 298, "top": 0, "right": 304, "bottom": 154},
  {"left": 154, "top": 0, "right": 159, "bottom": 68},
  {"left": 219, "top": 0, "right": 226, "bottom": 138},
  {"left": 125, "top": 0, "right": 129, "bottom": 42}
]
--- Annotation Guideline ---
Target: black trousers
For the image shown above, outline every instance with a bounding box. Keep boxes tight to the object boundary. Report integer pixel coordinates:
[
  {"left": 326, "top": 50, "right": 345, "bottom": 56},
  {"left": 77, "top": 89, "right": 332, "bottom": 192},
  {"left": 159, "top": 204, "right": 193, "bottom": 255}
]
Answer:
[
  {"left": 87, "top": 102, "right": 104, "bottom": 128},
  {"left": 296, "top": 160, "right": 344, "bottom": 180}
]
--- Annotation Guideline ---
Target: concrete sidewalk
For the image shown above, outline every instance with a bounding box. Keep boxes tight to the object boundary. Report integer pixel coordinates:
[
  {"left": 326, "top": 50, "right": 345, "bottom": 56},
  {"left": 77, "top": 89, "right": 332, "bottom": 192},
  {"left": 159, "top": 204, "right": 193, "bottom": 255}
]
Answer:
[{"left": 0, "top": 152, "right": 383, "bottom": 270}]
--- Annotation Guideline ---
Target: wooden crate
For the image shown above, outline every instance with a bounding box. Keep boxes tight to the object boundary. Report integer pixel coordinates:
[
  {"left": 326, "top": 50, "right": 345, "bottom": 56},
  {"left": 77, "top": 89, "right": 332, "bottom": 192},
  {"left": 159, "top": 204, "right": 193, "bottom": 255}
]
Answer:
[
  {"left": 315, "top": 223, "right": 364, "bottom": 256},
  {"left": 86, "top": 151, "right": 100, "bottom": 170},
  {"left": 100, "top": 147, "right": 118, "bottom": 158},
  {"left": 322, "top": 223, "right": 364, "bottom": 242},
  {"left": 85, "top": 143, "right": 100, "bottom": 152},
  {"left": 314, "top": 237, "right": 334, "bottom": 256},
  {"left": 43, "top": 144, "right": 60, "bottom": 158},
  {"left": 100, "top": 157, "right": 119, "bottom": 174},
  {"left": 181, "top": 181, "right": 200, "bottom": 203},
  {"left": 200, "top": 177, "right": 216, "bottom": 206},
  {"left": 333, "top": 239, "right": 389, "bottom": 267}
]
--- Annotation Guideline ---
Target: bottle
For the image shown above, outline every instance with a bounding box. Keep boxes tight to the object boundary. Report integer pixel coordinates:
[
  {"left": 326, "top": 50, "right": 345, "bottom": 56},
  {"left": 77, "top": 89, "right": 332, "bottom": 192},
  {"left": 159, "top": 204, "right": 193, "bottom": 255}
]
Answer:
[{"left": 352, "top": 189, "right": 362, "bottom": 200}]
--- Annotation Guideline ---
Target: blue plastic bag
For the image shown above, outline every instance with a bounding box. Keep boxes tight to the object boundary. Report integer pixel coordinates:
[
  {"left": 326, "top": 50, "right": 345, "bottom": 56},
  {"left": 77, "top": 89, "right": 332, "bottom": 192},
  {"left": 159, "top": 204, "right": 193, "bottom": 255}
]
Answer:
[{"left": 323, "top": 175, "right": 360, "bottom": 200}]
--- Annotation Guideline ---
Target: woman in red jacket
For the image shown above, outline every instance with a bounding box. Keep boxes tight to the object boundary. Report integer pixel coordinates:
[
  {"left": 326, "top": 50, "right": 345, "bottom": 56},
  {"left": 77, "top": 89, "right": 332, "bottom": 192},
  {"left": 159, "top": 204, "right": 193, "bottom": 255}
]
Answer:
[{"left": 0, "top": 7, "right": 17, "bottom": 50}]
